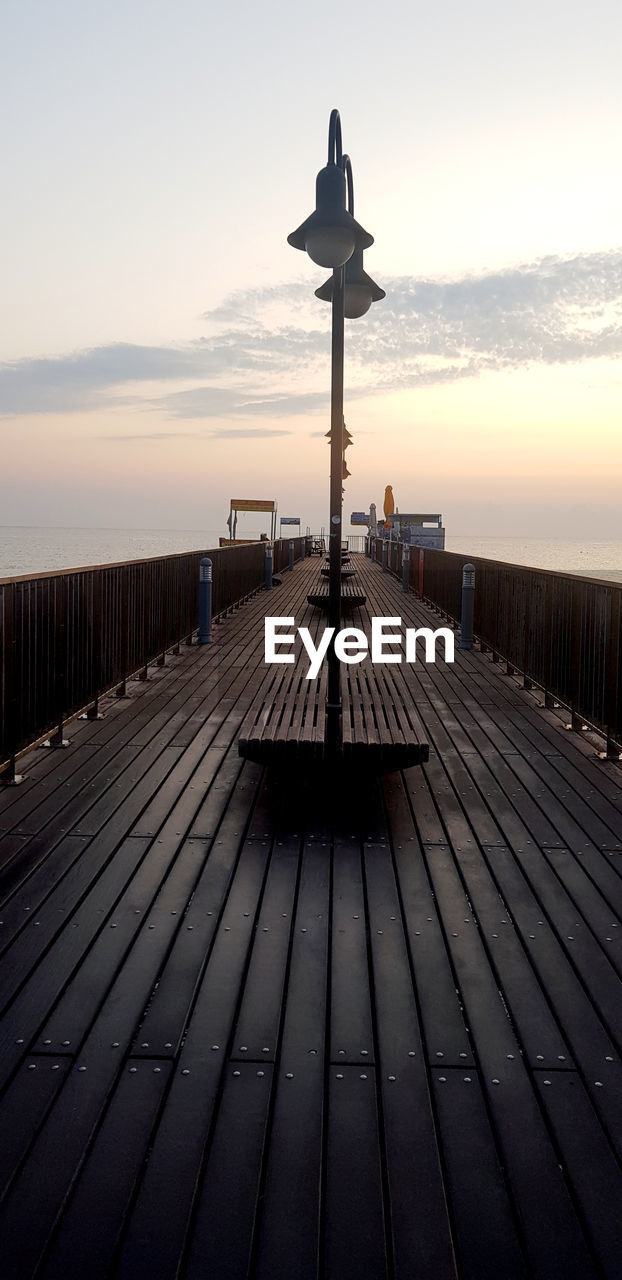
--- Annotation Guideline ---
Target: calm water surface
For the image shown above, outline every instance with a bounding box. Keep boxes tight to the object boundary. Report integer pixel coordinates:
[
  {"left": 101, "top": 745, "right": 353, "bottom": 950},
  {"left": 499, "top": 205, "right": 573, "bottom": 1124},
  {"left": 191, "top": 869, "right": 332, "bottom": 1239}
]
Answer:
[{"left": 1, "top": 527, "right": 622, "bottom": 582}]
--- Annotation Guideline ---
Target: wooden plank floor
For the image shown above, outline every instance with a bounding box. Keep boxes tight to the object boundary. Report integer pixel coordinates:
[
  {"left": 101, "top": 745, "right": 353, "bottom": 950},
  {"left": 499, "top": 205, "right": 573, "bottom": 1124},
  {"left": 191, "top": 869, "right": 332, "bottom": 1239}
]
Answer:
[{"left": 0, "top": 554, "right": 621, "bottom": 1279}]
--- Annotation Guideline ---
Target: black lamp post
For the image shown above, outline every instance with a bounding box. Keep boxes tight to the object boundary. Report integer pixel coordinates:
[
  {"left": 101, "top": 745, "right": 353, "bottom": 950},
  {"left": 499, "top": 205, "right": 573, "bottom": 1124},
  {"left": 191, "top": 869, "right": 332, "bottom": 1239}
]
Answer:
[{"left": 288, "top": 109, "right": 385, "bottom": 754}]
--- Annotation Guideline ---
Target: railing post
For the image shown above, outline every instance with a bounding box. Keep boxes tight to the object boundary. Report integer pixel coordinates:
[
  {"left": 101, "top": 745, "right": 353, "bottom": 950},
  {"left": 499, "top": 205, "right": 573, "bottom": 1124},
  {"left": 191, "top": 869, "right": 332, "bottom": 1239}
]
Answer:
[
  {"left": 1, "top": 583, "right": 25, "bottom": 784},
  {"left": 265, "top": 543, "right": 273, "bottom": 591},
  {"left": 460, "top": 564, "right": 475, "bottom": 650},
  {"left": 543, "top": 576, "right": 555, "bottom": 707},
  {"left": 604, "top": 587, "right": 621, "bottom": 758},
  {"left": 521, "top": 572, "right": 532, "bottom": 688},
  {"left": 86, "top": 571, "right": 104, "bottom": 718},
  {"left": 569, "top": 580, "right": 585, "bottom": 732},
  {"left": 157, "top": 563, "right": 167, "bottom": 664},
  {"left": 185, "top": 558, "right": 196, "bottom": 644},
  {"left": 45, "top": 576, "right": 70, "bottom": 747},
  {"left": 139, "top": 563, "right": 151, "bottom": 680},
  {"left": 289, "top": 540, "right": 294, "bottom": 572},
  {"left": 198, "top": 557, "right": 212, "bottom": 645},
  {"left": 381, "top": 540, "right": 388, "bottom": 573},
  {"left": 173, "top": 567, "right": 182, "bottom": 652},
  {"left": 402, "top": 543, "right": 410, "bottom": 593},
  {"left": 418, "top": 548, "right": 425, "bottom": 600},
  {"left": 116, "top": 565, "right": 130, "bottom": 696}
]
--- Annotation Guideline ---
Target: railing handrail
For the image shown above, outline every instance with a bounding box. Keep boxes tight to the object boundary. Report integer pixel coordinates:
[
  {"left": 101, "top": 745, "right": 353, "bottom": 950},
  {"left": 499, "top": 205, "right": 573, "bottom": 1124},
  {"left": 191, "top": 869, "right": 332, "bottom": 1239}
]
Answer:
[
  {"left": 368, "top": 537, "right": 622, "bottom": 592},
  {"left": 1, "top": 537, "right": 305, "bottom": 778},
  {"left": 0, "top": 540, "right": 268, "bottom": 587},
  {"left": 370, "top": 537, "right": 622, "bottom": 756}
]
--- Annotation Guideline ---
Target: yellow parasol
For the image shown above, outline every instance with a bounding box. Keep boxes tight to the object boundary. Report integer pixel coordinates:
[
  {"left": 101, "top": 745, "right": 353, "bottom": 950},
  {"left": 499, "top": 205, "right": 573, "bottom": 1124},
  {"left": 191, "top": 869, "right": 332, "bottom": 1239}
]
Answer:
[{"left": 383, "top": 484, "right": 394, "bottom": 530}]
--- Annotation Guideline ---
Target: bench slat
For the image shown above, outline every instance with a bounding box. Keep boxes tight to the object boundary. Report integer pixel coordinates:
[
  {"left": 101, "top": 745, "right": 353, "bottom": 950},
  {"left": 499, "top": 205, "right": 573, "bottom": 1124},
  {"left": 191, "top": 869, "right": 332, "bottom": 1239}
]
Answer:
[
  {"left": 238, "top": 561, "right": 428, "bottom": 770},
  {"left": 307, "top": 581, "right": 366, "bottom": 608}
]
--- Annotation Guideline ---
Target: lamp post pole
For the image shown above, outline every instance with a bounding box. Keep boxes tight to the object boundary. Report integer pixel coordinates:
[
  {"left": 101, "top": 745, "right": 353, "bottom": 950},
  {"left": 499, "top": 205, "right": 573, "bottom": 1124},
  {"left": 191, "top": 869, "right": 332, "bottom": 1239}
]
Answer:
[
  {"left": 326, "top": 264, "right": 345, "bottom": 751},
  {"left": 287, "top": 108, "right": 384, "bottom": 761}
]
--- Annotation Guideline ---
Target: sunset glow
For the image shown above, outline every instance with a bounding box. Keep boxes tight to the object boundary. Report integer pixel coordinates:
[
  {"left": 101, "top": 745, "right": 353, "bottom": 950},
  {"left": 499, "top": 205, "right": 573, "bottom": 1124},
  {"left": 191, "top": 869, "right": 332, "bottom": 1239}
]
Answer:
[{"left": 1, "top": 0, "right": 620, "bottom": 538}]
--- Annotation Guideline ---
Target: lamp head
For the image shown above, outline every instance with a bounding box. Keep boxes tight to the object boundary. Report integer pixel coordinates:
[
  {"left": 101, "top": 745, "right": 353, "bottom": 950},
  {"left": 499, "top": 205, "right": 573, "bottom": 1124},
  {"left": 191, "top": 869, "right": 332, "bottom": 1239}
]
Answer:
[
  {"left": 288, "top": 164, "right": 374, "bottom": 269},
  {"left": 315, "top": 246, "right": 385, "bottom": 318}
]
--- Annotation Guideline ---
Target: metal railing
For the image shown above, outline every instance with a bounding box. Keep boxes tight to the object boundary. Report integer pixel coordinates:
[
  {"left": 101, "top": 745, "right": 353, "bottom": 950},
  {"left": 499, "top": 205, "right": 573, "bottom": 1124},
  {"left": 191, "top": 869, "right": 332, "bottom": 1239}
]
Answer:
[
  {"left": 0, "top": 537, "right": 305, "bottom": 779},
  {"left": 273, "top": 536, "right": 306, "bottom": 573},
  {"left": 371, "top": 538, "right": 622, "bottom": 756}
]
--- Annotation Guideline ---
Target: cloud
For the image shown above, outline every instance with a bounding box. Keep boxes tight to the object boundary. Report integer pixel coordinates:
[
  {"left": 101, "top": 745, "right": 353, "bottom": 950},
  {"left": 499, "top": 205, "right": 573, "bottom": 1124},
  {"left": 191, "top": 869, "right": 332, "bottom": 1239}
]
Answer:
[
  {"left": 158, "top": 385, "right": 329, "bottom": 419},
  {"left": 206, "top": 427, "right": 292, "bottom": 438},
  {"left": 100, "top": 426, "right": 292, "bottom": 441},
  {"left": 1, "top": 249, "right": 621, "bottom": 419},
  {"left": 99, "top": 431, "right": 202, "bottom": 441}
]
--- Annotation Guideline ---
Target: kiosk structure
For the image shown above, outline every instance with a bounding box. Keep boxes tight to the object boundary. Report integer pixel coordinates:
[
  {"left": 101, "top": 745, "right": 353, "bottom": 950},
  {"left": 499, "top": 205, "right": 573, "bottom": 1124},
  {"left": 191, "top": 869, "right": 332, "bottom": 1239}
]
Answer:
[{"left": 223, "top": 499, "right": 277, "bottom": 544}]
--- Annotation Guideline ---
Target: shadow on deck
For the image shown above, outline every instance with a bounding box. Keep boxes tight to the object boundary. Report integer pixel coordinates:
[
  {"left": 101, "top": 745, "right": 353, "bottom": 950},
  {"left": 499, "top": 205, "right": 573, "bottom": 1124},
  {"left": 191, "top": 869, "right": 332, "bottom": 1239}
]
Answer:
[{"left": 0, "top": 555, "right": 620, "bottom": 1278}]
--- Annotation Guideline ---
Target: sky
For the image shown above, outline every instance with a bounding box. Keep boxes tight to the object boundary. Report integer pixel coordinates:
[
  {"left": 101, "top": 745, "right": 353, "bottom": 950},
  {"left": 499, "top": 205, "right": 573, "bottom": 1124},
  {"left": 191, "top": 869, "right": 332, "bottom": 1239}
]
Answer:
[{"left": 1, "top": 0, "right": 621, "bottom": 539}]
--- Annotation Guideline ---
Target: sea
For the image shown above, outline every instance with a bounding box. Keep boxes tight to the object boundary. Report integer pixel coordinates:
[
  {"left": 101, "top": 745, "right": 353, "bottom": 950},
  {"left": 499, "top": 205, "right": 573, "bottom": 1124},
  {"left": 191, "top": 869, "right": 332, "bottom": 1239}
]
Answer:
[{"left": 1, "top": 527, "right": 622, "bottom": 583}]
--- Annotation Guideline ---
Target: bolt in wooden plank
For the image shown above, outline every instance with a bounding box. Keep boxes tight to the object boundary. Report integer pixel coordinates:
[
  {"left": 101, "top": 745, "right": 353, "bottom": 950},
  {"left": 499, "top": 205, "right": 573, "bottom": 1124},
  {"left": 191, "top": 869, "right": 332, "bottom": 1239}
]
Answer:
[
  {"left": 534, "top": 1070, "right": 622, "bottom": 1277},
  {"left": 330, "top": 842, "right": 375, "bottom": 1065},
  {"left": 232, "top": 838, "right": 299, "bottom": 1061},
  {"left": 431, "top": 1068, "right": 526, "bottom": 1278},
  {"left": 364, "top": 841, "right": 457, "bottom": 1276},
  {"left": 36, "top": 835, "right": 206, "bottom": 1054},
  {"left": 324, "top": 1066, "right": 388, "bottom": 1280},
  {"left": 184, "top": 1063, "right": 273, "bottom": 1280},
  {"left": 40, "top": 1060, "right": 171, "bottom": 1280},
  {"left": 114, "top": 841, "right": 269, "bottom": 1279},
  {"left": 253, "top": 842, "right": 329, "bottom": 1280},
  {"left": 422, "top": 842, "right": 597, "bottom": 1276},
  {"left": 0, "top": 1056, "right": 71, "bottom": 1201}
]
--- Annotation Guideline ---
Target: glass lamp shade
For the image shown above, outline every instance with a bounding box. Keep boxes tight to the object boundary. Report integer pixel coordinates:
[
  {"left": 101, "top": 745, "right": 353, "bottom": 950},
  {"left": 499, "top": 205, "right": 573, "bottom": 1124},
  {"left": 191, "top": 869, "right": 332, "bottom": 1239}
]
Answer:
[
  {"left": 315, "top": 246, "right": 385, "bottom": 318},
  {"left": 343, "top": 282, "right": 372, "bottom": 318},
  {"left": 305, "top": 226, "right": 356, "bottom": 269},
  {"left": 288, "top": 163, "right": 373, "bottom": 267}
]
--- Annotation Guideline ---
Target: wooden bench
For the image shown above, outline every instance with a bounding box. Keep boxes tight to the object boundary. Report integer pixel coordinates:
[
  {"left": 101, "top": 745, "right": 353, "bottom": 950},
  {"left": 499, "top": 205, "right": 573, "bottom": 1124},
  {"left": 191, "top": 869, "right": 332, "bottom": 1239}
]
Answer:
[
  {"left": 340, "top": 663, "right": 429, "bottom": 769},
  {"left": 238, "top": 663, "right": 329, "bottom": 766},
  {"left": 238, "top": 590, "right": 429, "bottom": 771},
  {"left": 319, "top": 566, "right": 356, "bottom": 579},
  {"left": 238, "top": 658, "right": 428, "bottom": 770},
  {"left": 307, "top": 580, "right": 366, "bottom": 609}
]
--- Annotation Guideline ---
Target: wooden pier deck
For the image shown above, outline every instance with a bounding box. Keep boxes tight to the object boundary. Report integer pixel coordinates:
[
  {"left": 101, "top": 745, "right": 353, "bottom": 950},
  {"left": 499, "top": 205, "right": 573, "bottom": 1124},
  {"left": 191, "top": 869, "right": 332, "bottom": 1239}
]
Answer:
[{"left": 0, "top": 554, "right": 620, "bottom": 1279}]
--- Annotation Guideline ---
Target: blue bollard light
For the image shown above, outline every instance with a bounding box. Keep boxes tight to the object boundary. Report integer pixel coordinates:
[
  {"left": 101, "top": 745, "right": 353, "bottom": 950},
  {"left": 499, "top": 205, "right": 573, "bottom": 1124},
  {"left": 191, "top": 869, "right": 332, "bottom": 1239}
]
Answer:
[
  {"left": 381, "top": 539, "right": 388, "bottom": 572},
  {"left": 265, "top": 543, "right": 273, "bottom": 590},
  {"left": 199, "top": 557, "right": 212, "bottom": 644},
  {"left": 402, "top": 542, "right": 410, "bottom": 593},
  {"left": 460, "top": 563, "right": 475, "bottom": 650}
]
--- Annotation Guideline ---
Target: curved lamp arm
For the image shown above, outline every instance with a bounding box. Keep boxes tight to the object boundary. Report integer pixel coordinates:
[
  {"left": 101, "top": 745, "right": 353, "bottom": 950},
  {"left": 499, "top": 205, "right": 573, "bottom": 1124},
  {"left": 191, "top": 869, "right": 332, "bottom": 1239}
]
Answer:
[
  {"left": 327, "top": 110, "right": 355, "bottom": 213},
  {"left": 288, "top": 109, "right": 372, "bottom": 265},
  {"left": 342, "top": 155, "right": 354, "bottom": 215},
  {"left": 327, "top": 108, "right": 343, "bottom": 166}
]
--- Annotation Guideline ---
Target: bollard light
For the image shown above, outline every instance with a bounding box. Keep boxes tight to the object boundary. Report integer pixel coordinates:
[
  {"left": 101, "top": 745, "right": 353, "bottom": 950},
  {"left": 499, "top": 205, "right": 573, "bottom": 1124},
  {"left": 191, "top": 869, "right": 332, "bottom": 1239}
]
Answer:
[
  {"left": 265, "top": 542, "right": 273, "bottom": 591},
  {"left": 460, "top": 562, "right": 475, "bottom": 650},
  {"left": 199, "top": 557, "right": 212, "bottom": 645}
]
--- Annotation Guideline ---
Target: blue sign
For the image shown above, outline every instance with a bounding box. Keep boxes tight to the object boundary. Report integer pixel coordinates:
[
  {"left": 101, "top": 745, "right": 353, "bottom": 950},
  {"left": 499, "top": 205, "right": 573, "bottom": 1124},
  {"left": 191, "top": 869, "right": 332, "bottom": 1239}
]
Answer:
[
  {"left": 280, "top": 517, "right": 300, "bottom": 525},
  {"left": 350, "top": 511, "right": 369, "bottom": 525}
]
